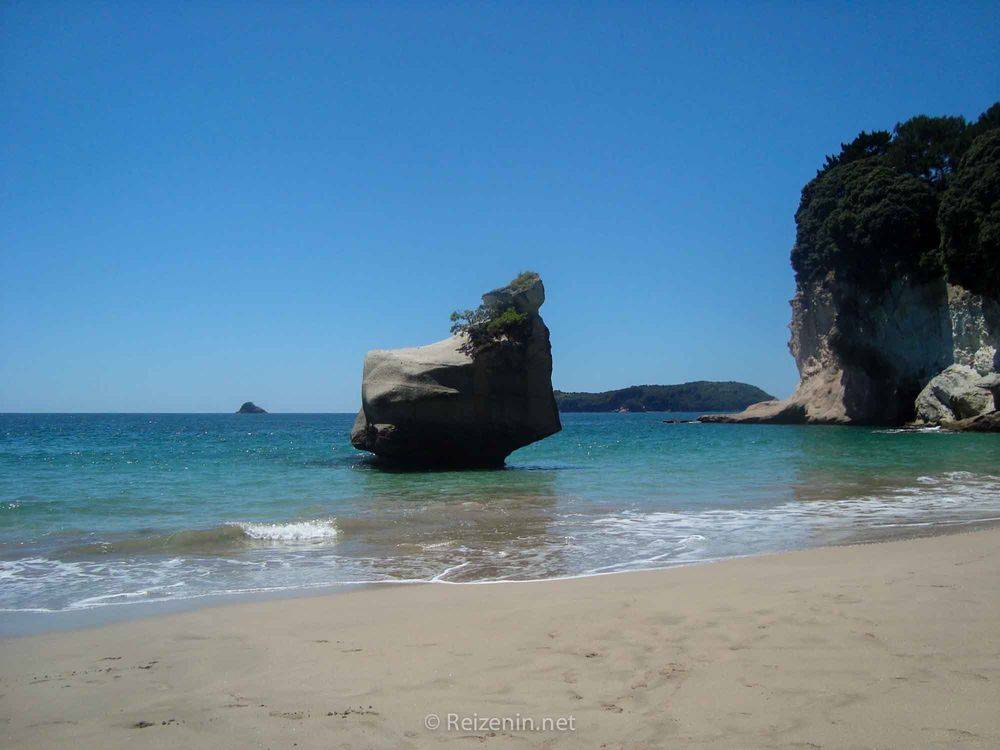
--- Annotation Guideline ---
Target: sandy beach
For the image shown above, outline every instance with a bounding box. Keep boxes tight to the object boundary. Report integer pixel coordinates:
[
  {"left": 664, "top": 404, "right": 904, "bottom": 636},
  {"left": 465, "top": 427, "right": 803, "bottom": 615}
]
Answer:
[{"left": 2, "top": 528, "right": 999, "bottom": 749}]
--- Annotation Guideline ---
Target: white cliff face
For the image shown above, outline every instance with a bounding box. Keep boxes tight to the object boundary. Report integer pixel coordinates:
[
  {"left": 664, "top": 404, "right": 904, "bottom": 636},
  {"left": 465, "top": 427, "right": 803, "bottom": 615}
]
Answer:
[
  {"left": 788, "top": 282, "right": 836, "bottom": 383},
  {"left": 705, "top": 276, "right": 999, "bottom": 426},
  {"left": 912, "top": 289, "right": 1000, "bottom": 423},
  {"left": 948, "top": 285, "right": 1000, "bottom": 375},
  {"left": 778, "top": 278, "right": 952, "bottom": 423}
]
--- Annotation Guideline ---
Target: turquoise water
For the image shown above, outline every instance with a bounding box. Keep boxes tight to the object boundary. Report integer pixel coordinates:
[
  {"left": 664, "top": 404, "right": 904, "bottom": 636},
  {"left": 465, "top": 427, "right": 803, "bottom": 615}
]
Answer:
[{"left": 1, "top": 413, "right": 998, "bottom": 614}]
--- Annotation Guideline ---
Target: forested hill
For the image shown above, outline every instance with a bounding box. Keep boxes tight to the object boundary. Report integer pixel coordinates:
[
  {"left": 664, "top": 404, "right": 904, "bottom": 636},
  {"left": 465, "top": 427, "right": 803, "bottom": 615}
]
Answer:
[{"left": 554, "top": 382, "right": 775, "bottom": 413}]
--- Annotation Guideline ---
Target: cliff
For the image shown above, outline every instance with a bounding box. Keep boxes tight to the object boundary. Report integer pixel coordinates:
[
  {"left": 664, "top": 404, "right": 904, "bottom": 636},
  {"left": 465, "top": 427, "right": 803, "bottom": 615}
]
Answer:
[
  {"left": 704, "top": 104, "right": 1000, "bottom": 428},
  {"left": 350, "top": 273, "right": 561, "bottom": 467},
  {"left": 703, "top": 280, "right": 998, "bottom": 425}
]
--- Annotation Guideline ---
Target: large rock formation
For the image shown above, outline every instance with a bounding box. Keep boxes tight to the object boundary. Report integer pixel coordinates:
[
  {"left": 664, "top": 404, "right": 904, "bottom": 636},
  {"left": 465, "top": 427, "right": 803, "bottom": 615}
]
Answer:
[
  {"left": 914, "top": 364, "right": 1000, "bottom": 423},
  {"left": 703, "top": 280, "right": 999, "bottom": 426},
  {"left": 703, "top": 104, "right": 1000, "bottom": 430},
  {"left": 350, "top": 273, "right": 561, "bottom": 467},
  {"left": 237, "top": 401, "right": 267, "bottom": 414}
]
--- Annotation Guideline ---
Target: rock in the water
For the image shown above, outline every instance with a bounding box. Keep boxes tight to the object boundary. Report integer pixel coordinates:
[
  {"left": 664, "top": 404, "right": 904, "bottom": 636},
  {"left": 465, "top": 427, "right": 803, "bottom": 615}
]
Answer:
[
  {"left": 350, "top": 273, "right": 561, "bottom": 467},
  {"left": 942, "top": 411, "right": 1000, "bottom": 432},
  {"left": 914, "top": 364, "right": 999, "bottom": 423},
  {"left": 237, "top": 402, "right": 267, "bottom": 414},
  {"left": 700, "top": 400, "right": 807, "bottom": 424}
]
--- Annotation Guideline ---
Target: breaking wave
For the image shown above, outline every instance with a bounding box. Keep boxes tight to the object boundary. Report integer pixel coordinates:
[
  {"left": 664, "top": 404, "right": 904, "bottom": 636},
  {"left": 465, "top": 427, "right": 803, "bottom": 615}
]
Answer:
[
  {"left": 236, "top": 520, "right": 340, "bottom": 541},
  {"left": 64, "top": 519, "right": 339, "bottom": 555},
  {"left": 3, "top": 471, "right": 999, "bottom": 614}
]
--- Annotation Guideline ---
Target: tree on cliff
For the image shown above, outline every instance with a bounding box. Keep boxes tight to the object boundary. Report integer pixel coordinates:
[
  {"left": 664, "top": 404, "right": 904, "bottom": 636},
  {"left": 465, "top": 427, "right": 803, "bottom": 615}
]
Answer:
[
  {"left": 888, "top": 115, "right": 969, "bottom": 186},
  {"left": 820, "top": 130, "right": 892, "bottom": 173},
  {"left": 938, "top": 129, "right": 1000, "bottom": 295},
  {"left": 793, "top": 102, "right": 998, "bottom": 293},
  {"left": 793, "top": 159, "right": 939, "bottom": 288}
]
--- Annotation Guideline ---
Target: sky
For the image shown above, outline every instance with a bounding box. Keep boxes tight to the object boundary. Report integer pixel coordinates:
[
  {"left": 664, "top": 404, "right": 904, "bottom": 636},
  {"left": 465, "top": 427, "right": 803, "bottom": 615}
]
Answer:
[{"left": 2, "top": 2, "right": 998, "bottom": 412}]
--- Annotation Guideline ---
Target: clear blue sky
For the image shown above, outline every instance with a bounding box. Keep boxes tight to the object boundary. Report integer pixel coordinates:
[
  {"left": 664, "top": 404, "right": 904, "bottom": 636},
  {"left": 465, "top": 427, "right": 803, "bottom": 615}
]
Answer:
[{"left": 2, "top": 2, "right": 998, "bottom": 412}]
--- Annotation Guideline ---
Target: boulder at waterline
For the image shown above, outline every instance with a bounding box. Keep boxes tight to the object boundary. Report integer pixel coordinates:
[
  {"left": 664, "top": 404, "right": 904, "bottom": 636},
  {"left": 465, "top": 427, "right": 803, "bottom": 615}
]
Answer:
[{"left": 350, "top": 272, "right": 561, "bottom": 467}]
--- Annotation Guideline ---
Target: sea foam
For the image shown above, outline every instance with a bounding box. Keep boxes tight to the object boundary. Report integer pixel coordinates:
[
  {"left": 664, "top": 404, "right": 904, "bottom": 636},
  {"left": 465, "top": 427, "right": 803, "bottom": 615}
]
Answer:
[{"left": 235, "top": 519, "right": 339, "bottom": 541}]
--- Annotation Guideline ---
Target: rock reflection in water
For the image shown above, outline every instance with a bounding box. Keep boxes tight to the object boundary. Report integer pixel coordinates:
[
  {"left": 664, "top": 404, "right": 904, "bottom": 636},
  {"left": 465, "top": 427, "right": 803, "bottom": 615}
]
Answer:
[{"left": 335, "top": 468, "right": 566, "bottom": 581}]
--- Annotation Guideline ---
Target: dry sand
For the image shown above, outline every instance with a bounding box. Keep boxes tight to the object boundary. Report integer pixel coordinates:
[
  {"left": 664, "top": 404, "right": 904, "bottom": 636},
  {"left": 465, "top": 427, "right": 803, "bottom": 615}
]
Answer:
[{"left": 2, "top": 528, "right": 999, "bottom": 749}]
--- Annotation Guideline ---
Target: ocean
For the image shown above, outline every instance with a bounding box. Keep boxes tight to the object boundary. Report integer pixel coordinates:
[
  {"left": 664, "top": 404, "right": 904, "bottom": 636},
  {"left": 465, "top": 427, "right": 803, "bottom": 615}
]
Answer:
[{"left": 1, "top": 413, "right": 998, "bottom": 618}]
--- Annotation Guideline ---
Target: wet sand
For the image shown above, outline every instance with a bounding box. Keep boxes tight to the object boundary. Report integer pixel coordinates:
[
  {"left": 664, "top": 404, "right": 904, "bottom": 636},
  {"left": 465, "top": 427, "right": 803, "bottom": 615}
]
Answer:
[{"left": 2, "top": 528, "right": 999, "bottom": 749}]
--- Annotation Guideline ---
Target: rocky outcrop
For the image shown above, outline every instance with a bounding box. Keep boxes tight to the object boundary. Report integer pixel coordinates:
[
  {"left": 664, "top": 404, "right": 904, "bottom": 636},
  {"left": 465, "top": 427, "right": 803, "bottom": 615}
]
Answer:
[
  {"left": 237, "top": 402, "right": 267, "bottom": 414},
  {"left": 914, "top": 364, "right": 999, "bottom": 423},
  {"left": 704, "top": 105, "right": 1000, "bottom": 429},
  {"left": 702, "top": 280, "right": 1000, "bottom": 427},
  {"left": 942, "top": 412, "right": 1000, "bottom": 432},
  {"left": 350, "top": 274, "right": 561, "bottom": 467}
]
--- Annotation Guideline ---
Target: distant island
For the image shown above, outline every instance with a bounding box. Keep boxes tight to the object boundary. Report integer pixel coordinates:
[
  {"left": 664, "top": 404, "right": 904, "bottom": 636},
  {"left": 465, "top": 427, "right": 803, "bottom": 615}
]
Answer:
[
  {"left": 554, "top": 382, "right": 775, "bottom": 413},
  {"left": 236, "top": 402, "right": 267, "bottom": 414}
]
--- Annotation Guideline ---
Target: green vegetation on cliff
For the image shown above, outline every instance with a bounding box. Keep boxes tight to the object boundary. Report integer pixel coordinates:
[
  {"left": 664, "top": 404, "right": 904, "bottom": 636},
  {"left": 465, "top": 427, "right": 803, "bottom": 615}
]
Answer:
[
  {"left": 792, "top": 102, "right": 999, "bottom": 294},
  {"left": 939, "top": 129, "right": 1000, "bottom": 294},
  {"left": 555, "top": 382, "right": 775, "bottom": 413},
  {"left": 449, "top": 271, "right": 536, "bottom": 355}
]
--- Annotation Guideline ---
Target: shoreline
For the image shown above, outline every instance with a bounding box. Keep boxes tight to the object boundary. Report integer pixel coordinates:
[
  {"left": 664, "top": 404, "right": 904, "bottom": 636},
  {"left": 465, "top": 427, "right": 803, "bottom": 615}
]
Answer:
[
  {"left": 2, "top": 528, "right": 998, "bottom": 748},
  {"left": 5, "top": 515, "right": 1000, "bottom": 639},
  {"left": 6, "top": 413, "right": 999, "bottom": 620}
]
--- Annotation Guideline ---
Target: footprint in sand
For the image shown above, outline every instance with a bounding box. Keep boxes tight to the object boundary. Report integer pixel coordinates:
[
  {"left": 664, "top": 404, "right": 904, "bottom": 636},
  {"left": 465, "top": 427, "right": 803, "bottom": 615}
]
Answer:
[
  {"left": 132, "top": 719, "right": 178, "bottom": 728},
  {"left": 269, "top": 711, "right": 305, "bottom": 720},
  {"left": 328, "top": 706, "right": 379, "bottom": 718},
  {"left": 659, "top": 663, "right": 687, "bottom": 679}
]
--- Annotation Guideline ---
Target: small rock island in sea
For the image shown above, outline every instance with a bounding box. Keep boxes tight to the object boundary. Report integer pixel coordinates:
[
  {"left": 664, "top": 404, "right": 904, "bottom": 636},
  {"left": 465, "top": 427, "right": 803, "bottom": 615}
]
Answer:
[
  {"left": 237, "top": 402, "right": 267, "bottom": 414},
  {"left": 703, "top": 103, "right": 1000, "bottom": 431},
  {"left": 351, "top": 271, "right": 561, "bottom": 467}
]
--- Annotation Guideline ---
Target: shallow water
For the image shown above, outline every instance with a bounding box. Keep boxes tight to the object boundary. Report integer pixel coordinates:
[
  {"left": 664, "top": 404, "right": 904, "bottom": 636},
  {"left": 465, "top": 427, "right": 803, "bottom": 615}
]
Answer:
[{"left": 1, "top": 413, "right": 998, "bottom": 614}]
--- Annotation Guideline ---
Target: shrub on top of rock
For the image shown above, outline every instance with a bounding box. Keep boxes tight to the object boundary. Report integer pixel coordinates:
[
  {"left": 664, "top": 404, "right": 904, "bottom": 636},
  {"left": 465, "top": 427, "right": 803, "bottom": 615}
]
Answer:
[
  {"left": 351, "top": 271, "right": 560, "bottom": 467},
  {"left": 449, "top": 271, "right": 539, "bottom": 355}
]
